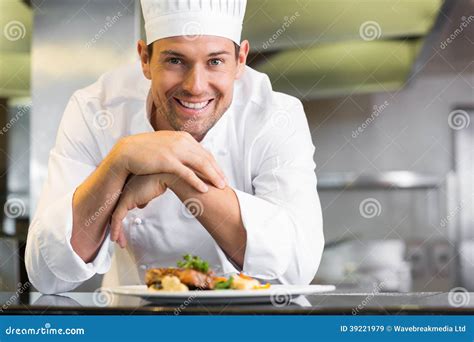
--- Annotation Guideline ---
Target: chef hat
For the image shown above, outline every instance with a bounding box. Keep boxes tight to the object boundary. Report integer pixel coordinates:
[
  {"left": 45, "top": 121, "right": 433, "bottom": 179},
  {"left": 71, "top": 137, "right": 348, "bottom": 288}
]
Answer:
[{"left": 140, "top": 0, "right": 247, "bottom": 46}]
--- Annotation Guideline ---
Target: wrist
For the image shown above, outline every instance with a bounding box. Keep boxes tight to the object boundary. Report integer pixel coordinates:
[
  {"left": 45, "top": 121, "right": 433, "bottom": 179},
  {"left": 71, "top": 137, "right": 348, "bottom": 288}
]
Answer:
[{"left": 107, "top": 138, "right": 130, "bottom": 180}]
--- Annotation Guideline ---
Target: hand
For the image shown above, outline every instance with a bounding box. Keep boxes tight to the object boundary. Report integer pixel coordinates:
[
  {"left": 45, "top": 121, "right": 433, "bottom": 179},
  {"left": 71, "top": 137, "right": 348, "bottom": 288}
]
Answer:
[
  {"left": 113, "top": 131, "right": 226, "bottom": 193},
  {"left": 110, "top": 173, "right": 175, "bottom": 247}
]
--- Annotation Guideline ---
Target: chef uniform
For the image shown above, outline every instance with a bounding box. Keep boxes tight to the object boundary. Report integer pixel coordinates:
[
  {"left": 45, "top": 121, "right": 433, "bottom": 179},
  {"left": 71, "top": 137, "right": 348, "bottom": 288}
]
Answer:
[{"left": 25, "top": 0, "right": 324, "bottom": 294}]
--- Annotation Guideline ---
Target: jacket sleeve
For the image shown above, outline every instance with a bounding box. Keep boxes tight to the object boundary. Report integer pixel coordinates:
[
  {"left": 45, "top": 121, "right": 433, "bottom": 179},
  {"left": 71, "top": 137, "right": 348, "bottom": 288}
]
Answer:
[
  {"left": 215, "top": 99, "right": 324, "bottom": 285},
  {"left": 25, "top": 94, "right": 114, "bottom": 294}
]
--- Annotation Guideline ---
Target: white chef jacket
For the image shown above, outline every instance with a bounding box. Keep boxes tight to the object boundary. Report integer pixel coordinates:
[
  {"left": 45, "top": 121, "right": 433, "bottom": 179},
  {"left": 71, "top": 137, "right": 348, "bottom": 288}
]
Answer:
[{"left": 25, "top": 62, "right": 324, "bottom": 294}]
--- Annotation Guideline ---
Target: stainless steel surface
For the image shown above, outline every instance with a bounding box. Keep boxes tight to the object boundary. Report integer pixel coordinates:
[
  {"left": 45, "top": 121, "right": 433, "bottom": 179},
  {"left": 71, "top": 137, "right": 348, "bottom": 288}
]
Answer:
[
  {"left": 453, "top": 108, "right": 474, "bottom": 290},
  {"left": 0, "top": 238, "right": 19, "bottom": 291},
  {"left": 1, "top": 290, "right": 473, "bottom": 314},
  {"left": 317, "top": 171, "right": 442, "bottom": 190}
]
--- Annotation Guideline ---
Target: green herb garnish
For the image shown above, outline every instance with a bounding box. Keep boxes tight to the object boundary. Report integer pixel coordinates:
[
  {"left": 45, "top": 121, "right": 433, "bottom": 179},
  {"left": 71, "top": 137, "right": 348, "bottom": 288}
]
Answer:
[
  {"left": 177, "top": 254, "right": 209, "bottom": 273},
  {"left": 214, "top": 276, "right": 234, "bottom": 290}
]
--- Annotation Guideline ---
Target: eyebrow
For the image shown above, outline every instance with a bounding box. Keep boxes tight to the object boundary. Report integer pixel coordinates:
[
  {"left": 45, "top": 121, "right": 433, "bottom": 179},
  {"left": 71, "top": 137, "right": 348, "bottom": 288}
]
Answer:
[{"left": 160, "top": 50, "right": 231, "bottom": 58}]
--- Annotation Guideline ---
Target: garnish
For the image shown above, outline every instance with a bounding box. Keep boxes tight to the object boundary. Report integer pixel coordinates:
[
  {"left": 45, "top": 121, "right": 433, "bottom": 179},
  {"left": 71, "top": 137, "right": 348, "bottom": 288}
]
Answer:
[
  {"left": 177, "top": 254, "right": 209, "bottom": 273},
  {"left": 214, "top": 276, "right": 234, "bottom": 290}
]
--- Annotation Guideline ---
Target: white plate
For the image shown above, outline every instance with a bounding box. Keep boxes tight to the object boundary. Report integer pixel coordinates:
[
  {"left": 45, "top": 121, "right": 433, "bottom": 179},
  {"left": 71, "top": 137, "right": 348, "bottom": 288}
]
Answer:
[{"left": 108, "top": 284, "right": 336, "bottom": 305}]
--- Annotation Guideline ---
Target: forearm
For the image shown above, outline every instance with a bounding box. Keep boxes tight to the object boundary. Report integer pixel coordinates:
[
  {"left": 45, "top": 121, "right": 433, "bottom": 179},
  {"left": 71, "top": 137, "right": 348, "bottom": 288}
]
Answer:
[
  {"left": 71, "top": 142, "right": 128, "bottom": 263},
  {"left": 169, "top": 178, "right": 247, "bottom": 268}
]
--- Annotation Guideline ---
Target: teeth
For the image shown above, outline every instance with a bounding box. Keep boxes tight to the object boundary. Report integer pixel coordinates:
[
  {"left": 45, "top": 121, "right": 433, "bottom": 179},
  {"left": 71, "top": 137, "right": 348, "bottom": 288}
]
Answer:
[{"left": 178, "top": 99, "right": 210, "bottom": 110}]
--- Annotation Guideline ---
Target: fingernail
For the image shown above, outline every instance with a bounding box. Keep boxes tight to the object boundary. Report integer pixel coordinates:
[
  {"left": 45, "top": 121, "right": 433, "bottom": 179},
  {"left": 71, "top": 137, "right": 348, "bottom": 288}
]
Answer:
[
  {"left": 219, "top": 180, "right": 226, "bottom": 189},
  {"left": 200, "top": 184, "right": 209, "bottom": 192}
]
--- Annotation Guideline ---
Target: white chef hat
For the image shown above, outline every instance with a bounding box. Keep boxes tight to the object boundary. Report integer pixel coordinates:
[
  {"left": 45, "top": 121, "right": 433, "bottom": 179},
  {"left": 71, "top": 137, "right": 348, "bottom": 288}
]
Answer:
[{"left": 140, "top": 0, "right": 247, "bottom": 46}]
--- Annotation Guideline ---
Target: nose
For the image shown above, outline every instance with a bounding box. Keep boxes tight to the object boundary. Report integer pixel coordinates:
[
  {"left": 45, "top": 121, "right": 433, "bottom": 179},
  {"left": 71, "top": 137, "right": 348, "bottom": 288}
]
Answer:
[{"left": 181, "top": 65, "right": 206, "bottom": 96}]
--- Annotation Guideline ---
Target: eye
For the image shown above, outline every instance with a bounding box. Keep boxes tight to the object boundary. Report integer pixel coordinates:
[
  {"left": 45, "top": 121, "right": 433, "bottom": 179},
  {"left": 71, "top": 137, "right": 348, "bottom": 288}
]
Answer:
[
  {"left": 209, "top": 58, "right": 223, "bottom": 66},
  {"left": 168, "top": 58, "right": 182, "bottom": 65}
]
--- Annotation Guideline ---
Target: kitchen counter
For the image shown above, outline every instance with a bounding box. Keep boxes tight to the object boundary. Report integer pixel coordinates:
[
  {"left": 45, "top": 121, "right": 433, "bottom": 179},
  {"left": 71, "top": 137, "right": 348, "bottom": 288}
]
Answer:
[{"left": 1, "top": 291, "right": 473, "bottom": 315}]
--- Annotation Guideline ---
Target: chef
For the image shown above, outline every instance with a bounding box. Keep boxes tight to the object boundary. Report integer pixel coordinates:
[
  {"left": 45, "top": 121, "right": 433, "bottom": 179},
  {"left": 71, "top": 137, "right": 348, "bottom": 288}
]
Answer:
[{"left": 25, "top": 0, "right": 324, "bottom": 294}]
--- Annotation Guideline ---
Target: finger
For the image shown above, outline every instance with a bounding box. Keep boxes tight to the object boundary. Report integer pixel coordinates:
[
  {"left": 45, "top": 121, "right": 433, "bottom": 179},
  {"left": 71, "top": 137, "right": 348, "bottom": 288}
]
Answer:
[
  {"left": 110, "top": 201, "right": 129, "bottom": 242},
  {"left": 137, "top": 203, "right": 148, "bottom": 209},
  {"left": 178, "top": 137, "right": 226, "bottom": 188},
  {"left": 171, "top": 162, "right": 209, "bottom": 193},
  {"left": 184, "top": 152, "right": 225, "bottom": 189},
  {"left": 117, "top": 229, "right": 127, "bottom": 248}
]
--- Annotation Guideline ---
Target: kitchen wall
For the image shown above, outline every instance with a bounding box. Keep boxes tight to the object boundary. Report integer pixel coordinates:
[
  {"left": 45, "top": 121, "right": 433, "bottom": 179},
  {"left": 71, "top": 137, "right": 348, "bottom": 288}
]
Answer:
[{"left": 308, "top": 27, "right": 473, "bottom": 290}]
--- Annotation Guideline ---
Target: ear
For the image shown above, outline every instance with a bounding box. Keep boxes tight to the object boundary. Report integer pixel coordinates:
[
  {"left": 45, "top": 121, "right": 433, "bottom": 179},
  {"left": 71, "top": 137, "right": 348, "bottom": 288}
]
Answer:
[
  {"left": 137, "top": 39, "right": 152, "bottom": 80},
  {"left": 235, "top": 40, "right": 249, "bottom": 80}
]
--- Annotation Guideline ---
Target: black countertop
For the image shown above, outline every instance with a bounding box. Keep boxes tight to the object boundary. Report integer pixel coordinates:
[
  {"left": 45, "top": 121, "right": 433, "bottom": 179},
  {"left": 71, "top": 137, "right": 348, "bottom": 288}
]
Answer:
[{"left": 1, "top": 291, "right": 473, "bottom": 315}]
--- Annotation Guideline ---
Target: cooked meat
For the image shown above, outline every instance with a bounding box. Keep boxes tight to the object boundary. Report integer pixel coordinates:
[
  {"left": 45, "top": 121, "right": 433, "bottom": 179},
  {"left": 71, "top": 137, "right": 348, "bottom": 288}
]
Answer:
[{"left": 145, "top": 268, "right": 215, "bottom": 290}]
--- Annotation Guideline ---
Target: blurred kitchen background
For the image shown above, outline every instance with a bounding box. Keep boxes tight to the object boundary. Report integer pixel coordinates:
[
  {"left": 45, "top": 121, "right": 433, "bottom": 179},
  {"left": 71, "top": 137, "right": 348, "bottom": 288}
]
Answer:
[{"left": 0, "top": 0, "right": 472, "bottom": 293}]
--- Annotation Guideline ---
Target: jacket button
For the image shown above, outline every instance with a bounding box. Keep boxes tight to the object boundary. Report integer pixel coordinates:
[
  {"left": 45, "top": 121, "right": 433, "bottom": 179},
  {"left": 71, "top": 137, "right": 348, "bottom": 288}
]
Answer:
[
  {"left": 134, "top": 217, "right": 142, "bottom": 225},
  {"left": 139, "top": 264, "right": 147, "bottom": 270}
]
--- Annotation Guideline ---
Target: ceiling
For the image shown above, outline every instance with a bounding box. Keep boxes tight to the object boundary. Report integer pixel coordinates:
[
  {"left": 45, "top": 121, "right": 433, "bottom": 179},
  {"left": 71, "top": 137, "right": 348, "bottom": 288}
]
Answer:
[
  {"left": 0, "top": 0, "right": 450, "bottom": 100},
  {"left": 244, "top": 0, "right": 445, "bottom": 99}
]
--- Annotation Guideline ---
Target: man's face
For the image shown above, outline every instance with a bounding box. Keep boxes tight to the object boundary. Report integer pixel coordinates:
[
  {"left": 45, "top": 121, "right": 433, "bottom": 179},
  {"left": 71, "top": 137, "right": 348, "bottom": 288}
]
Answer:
[{"left": 139, "top": 36, "right": 249, "bottom": 141}]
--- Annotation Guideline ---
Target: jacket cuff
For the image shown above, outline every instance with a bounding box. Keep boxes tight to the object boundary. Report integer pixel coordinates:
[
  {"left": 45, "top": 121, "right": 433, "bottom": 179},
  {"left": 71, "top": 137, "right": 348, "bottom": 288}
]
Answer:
[
  {"left": 226, "top": 189, "right": 293, "bottom": 279},
  {"left": 36, "top": 190, "right": 113, "bottom": 283}
]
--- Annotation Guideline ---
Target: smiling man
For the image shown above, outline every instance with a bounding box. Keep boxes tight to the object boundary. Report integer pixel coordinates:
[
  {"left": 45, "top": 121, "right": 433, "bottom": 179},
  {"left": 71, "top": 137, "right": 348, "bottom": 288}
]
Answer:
[{"left": 25, "top": 0, "right": 324, "bottom": 294}]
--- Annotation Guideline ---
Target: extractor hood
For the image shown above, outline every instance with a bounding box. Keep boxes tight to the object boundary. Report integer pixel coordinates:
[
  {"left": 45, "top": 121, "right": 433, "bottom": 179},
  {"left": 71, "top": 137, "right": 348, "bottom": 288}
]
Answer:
[
  {"left": 243, "top": 0, "right": 446, "bottom": 99},
  {"left": 0, "top": 0, "right": 31, "bottom": 98}
]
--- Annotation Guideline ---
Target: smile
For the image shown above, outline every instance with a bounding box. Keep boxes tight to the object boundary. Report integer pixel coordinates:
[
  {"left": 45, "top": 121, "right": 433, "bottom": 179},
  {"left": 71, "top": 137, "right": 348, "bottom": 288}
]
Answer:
[{"left": 174, "top": 98, "right": 213, "bottom": 110}]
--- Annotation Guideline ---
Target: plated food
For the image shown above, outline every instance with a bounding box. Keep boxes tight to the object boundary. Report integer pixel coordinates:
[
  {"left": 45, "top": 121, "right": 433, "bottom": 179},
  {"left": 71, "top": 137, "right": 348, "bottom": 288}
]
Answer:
[{"left": 145, "top": 255, "right": 270, "bottom": 292}]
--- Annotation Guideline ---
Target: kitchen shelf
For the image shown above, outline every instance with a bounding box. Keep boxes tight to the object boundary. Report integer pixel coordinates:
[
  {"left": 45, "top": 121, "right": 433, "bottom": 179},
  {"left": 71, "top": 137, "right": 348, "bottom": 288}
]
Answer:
[{"left": 317, "top": 171, "right": 443, "bottom": 190}]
